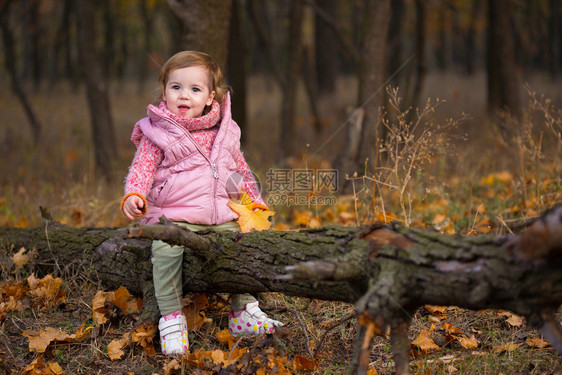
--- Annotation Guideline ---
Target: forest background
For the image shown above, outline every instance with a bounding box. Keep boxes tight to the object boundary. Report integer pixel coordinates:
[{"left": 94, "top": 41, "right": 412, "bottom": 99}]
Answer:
[{"left": 0, "top": 0, "right": 561, "bottom": 374}]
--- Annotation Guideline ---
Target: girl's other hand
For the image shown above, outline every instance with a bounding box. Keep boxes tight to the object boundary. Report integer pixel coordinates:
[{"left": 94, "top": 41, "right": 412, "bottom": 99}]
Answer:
[{"left": 123, "top": 195, "right": 145, "bottom": 220}]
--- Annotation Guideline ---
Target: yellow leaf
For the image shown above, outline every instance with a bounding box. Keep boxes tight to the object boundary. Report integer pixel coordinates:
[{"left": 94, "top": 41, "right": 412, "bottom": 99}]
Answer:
[
  {"left": 497, "top": 310, "right": 524, "bottom": 327},
  {"left": 457, "top": 334, "right": 478, "bottom": 349},
  {"left": 525, "top": 337, "right": 550, "bottom": 348},
  {"left": 227, "top": 190, "right": 275, "bottom": 233},
  {"left": 424, "top": 305, "right": 447, "bottom": 316},
  {"left": 367, "top": 366, "right": 379, "bottom": 375},
  {"left": 215, "top": 328, "right": 235, "bottom": 347},
  {"left": 92, "top": 291, "right": 109, "bottom": 325},
  {"left": 481, "top": 171, "right": 513, "bottom": 185},
  {"left": 107, "top": 332, "right": 131, "bottom": 361},
  {"left": 293, "top": 355, "right": 317, "bottom": 371},
  {"left": 28, "top": 274, "right": 67, "bottom": 307},
  {"left": 162, "top": 358, "right": 181, "bottom": 375},
  {"left": 442, "top": 322, "right": 464, "bottom": 335},
  {"left": 411, "top": 330, "right": 440, "bottom": 352},
  {"left": 505, "top": 314, "right": 524, "bottom": 327},
  {"left": 22, "top": 327, "right": 72, "bottom": 353},
  {"left": 113, "top": 286, "right": 142, "bottom": 314},
  {"left": 21, "top": 356, "right": 60, "bottom": 375},
  {"left": 48, "top": 361, "right": 64, "bottom": 375},
  {"left": 12, "top": 247, "right": 30, "bottom": 268},
  {"left": 493, "top": 342, "right": 521, "bottom": 353}
]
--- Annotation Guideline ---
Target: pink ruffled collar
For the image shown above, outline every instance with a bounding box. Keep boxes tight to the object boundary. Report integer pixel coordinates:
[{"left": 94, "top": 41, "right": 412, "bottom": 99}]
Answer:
[{"left": 149, "top": 100, "right": 221, "bottom": 131}]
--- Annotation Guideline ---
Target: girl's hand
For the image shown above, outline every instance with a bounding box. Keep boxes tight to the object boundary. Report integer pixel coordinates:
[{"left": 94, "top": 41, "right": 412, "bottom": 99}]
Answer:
[{"left": 123, "top": 195, "right": 145, "bottom": 220}]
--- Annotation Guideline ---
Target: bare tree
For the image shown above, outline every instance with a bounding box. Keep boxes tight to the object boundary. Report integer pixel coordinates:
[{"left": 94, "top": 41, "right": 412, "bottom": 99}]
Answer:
[
  {"left": 248, "top": 0, "right": 304, "bottom": 163},
  {"left": 0, "top": 0, "right": 42, "bottom": 144},
  {"left": 228, "top": 0, "right": 248, "bottom": 145},
  {"left": 487, "top": 0, "right": 522, "bottom": 119},
  {"left": 356, "top": 0, "right": 391, "bottom": 173},
  {"left": 76, "top": 0, "right": 118, "bottom": 181}
]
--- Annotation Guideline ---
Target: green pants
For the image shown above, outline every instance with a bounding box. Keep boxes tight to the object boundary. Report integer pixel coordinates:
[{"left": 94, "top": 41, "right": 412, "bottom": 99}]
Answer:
[{"left": 151, "top": 220, "right": 257, "bottom": 315}]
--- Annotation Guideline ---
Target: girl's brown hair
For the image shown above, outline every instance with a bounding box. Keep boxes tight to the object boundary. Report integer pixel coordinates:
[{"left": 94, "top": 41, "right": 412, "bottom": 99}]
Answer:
[{"left": 158, "top": 51, "right": 229, "bottom": 103}]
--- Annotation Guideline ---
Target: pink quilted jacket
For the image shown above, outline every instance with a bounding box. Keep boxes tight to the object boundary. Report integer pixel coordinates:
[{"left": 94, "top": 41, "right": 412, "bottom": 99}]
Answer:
[{"left": 124, "top": 94, "right": 263, "bottom": 225}]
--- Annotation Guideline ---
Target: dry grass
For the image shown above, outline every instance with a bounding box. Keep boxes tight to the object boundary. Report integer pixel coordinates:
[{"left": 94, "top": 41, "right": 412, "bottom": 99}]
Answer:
[{"left": 1, "top": 71, "right": 562, "bottom": 374}]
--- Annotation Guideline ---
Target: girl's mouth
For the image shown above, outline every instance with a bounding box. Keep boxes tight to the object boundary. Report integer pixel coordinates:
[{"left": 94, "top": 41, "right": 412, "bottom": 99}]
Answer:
[{"left": 178, "top": 105, "right": 189, "bottom": 113}]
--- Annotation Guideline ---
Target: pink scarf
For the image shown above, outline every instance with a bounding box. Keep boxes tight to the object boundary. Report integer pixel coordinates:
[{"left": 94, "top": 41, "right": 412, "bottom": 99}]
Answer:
[
  {"left": 149, "top": 100, "right": 221, "bottom": 156},
  {"left": 154, "top": 100, "right": 221, "bottom": 131}
]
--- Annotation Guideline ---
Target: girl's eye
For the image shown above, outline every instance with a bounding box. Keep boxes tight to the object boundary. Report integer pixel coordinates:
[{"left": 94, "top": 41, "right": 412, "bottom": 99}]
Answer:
[
  {"left": 171, "top": 85, "right": 181, "bottom": 90},
  {"left": 191, "top": 87, "right": 201, "bottom": 93}
]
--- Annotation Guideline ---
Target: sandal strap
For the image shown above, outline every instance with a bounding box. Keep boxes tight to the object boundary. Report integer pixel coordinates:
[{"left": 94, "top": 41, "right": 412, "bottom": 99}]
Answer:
[
  {"left": 245, "top": 301, "right": 268, "bottom": 319},
  {"left": 159, "top": 316, "right": 187, "bottom": 336}
]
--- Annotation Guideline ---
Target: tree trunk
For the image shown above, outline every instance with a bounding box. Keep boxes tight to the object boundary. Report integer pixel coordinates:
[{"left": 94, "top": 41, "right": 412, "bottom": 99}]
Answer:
[
  {"left": 387, "top": 0, "right": 405, "bottom": 88},
  {"left": 405, "top": 0, "right": 427, "bottom": 114},
  {"left": 487, "top": 0, "right": 522, "bottom": 119},
  {"left": 356, "top": 0, "right": 391, "bottom": 175},
  {"left": 227, "top": 0, "right": 247, "bottom": 146},
  {"left": 550, "top": 0, "right": 560, "bottom": 78},
  {"left": 0, "top": 1, "right": 42, "bottom": 145},
  {"left": 2, "top": 205, "right": 561, "bottom": 374},
  {"left": 314, "top": 0, "right": 338, "bottom": 96},
  {"left": 279, "top": 0, "right": 304, "bottom": 162},
  {"left": 167, "top": 0, "right": 233, "bottom": 69},
  {"left": 76, "top": 0, "right": 118, "bottom": 182}
]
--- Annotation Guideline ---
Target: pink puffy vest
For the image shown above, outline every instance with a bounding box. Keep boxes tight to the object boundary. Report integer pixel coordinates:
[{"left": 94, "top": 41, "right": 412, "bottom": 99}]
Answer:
[{"left": 136, "top": 94, "right": 244, "bottom": 225}]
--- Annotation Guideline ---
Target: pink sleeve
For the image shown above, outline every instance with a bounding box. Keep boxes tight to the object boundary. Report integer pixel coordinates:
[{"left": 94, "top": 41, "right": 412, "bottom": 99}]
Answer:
[
  {"left": 234, "top": 150, "right": 267, "bottom": 207},
  {"left": 124, "top": 136, "right": 163, "bottom": 197}
]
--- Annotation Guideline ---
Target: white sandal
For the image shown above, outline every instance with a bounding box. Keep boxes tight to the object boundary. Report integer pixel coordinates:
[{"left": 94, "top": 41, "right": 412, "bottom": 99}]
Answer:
[
  {"left": 159, "top": 314, "right": 189, "bottom": 356},
  {"left": 228, "top": 301, "right": 283, "bottom": 337}
]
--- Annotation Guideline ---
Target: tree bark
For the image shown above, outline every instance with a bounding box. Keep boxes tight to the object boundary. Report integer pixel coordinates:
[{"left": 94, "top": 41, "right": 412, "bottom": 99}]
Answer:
[
  {"left": 357, "top": 0, "right": 391, "bottom": 166},
  {"left": 0, "top": 0, "right": 42, "bottom": 145},
  {"left": 487, "top": 0, "right": 522, "bottom": 119},
  {"left": 2, "top": 205, "right": 562, "bottom": 374},
  {"left": 76, "top": 0, "right": 118, "bottom": 182},
  {"left": 227, "top": 0, "right": 247, "bottom": 146},
  {"left": 167, "top": 0, "right": 233, "bottom": 69}
]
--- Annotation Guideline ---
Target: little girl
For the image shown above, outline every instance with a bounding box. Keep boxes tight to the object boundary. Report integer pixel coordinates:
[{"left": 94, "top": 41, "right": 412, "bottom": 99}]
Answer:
[{"left": 121, "top": 51, "right": 282, "bottom": 356}]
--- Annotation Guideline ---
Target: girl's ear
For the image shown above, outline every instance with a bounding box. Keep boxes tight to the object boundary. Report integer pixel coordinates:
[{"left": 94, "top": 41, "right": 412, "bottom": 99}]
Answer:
[{"left": 206, "top": 90, "right": 216, "bottom": 106}]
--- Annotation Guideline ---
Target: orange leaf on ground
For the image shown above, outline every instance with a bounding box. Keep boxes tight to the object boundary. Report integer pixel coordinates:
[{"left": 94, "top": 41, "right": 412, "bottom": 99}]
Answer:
[
  {"left": 497, "top": 310, "right": 524, "bottom": 327},
  {"left": 227, "top": 190, "right": 275, "bottom": 233},
  {"left": 21, "top": 356, "right": 63, "bottom": 375},
  {"left": 424, "top": 305, "right": 447, "bottom": 316},
  {"left": 12, "top": 247, "right": 30, "bottom": 268},
  {"left": 494, "top": 342, "right": 521, "bottom": 353},
  {"left": 92, "top": 291, "right": 109, "bottom": 325},
  {"left": 91, "top": 286, "right": 142, "bottom": 325},
  {"left": 22, "top": 324, "right": 91, "bottom": 353},
  {"left": 526, "top": 337, "right": 550, "bottom": 348},
  {"left": 215, "top": 328, "right": 236, "bottom": 347},
  {"left": 442, "top": 322, "right": 464, "bottom": 335},
  {"left": 411, "top": 330, "right": 440, "bottom": 352},
  {"left": 107, "top": 332, "right": 132, "bottom": 361},
  {"left": 132, "top": 323, "right": 157, "bottom": 356},
  {"left": 293, "top": 354, "right": 317, "bottom": 371},
  {"left": 27, "top": 274, "right": 67, "bottom": 307},
  {"left": 457, "top": 334, "right": 478, "bottom": 349}
]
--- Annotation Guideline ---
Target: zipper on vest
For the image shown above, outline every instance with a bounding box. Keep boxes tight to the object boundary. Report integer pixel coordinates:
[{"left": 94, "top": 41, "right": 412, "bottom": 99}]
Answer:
[{"left": 211, "top": 163, "right": 219, "bottom": 179}]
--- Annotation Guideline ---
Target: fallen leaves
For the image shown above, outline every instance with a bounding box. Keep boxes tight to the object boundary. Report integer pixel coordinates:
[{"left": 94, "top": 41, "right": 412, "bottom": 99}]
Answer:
[
  {"left": 1, "top": 273, "right": 66, "bottom": 320},
  {"left": 22, "top": 324, "right": 92, "bottom": 353},
  {"left": 21, "top": 356, "right": 64, "bottom": 375},
  {"left": 92, "top": 286, "right": 142, "bottom": 325},
  {"left": 12, "top": 247, "right": 30, "bottom": 268}
]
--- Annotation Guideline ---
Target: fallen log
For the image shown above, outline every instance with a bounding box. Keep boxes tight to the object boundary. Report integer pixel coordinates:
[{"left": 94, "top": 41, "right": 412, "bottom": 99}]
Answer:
[{"left": 0, "top": 205, "right": 561, "bottom": 374}]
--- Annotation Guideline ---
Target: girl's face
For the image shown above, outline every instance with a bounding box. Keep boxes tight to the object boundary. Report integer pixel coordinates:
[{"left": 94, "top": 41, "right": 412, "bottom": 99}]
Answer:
[{"left": 163, "top": 66, "right": 215, "bottom": 119}]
